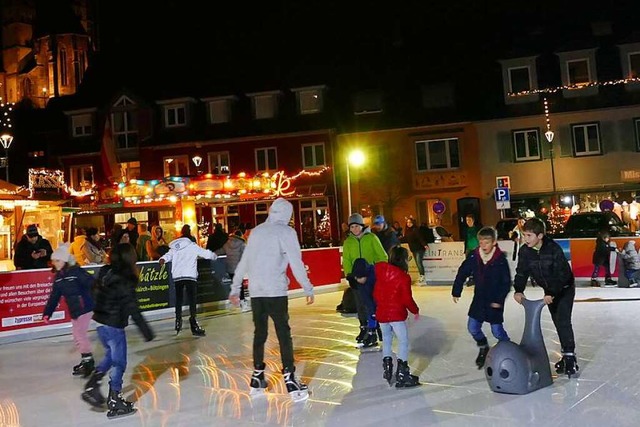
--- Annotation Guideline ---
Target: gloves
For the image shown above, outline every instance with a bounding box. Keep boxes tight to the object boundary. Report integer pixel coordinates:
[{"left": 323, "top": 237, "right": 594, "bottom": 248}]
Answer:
[{"left": 346, "top": 275, "right": 358, "bottom": 289}]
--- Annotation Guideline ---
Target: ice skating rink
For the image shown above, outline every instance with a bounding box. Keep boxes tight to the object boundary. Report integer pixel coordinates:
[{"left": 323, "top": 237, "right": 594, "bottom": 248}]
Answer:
[{"left": 2, "top": 285, "right": 640, "bottom": 427}]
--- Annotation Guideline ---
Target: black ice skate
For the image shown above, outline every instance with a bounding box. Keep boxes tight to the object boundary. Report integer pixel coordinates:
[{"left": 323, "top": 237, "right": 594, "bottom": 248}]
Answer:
[
  {"left": 355, "top": 326, "right": 366, "bottom": 347},
  {"left": 189, "top": 316, "right": 206, "bottom": 337},
  {"left": 395, "top": 359, "right": 420, "bottom": 388},
  {"left": 359, "top": 330, "right": 380, "bottom": 352},
  {"left": 106, "top": 389, "right": 136, "bottom": 419},
  {"left": 175, "top": 316, "right": 182, "bottom": 335},
  {"left": 382, "top": 357, "right": 394, "bottom": 386},
  {"left": 250, "top": 363, "right": 268, "bottom": 396},
  {"left": 73, "top": 356, "right": 95, "bottom": 378},
  {"left": 603, "top": 278, "right": 617, "bottom": 288},
  {"left": 81, "top": 370, "right": 106, "bottom": 409},
  {"left": 555, "top": 352, "right": 579, "bottom": 378},
  {"left": 283, "top": 367, "right": 310, "bottom": 402},
  {"left": 475, "top": 338, "right": 490, "bottom": 369}
]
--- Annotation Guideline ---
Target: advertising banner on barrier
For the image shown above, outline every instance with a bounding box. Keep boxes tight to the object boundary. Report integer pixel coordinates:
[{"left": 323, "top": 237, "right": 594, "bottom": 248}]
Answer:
[{"left": 423, "top": 242, "right": 466, "bottom": 283}]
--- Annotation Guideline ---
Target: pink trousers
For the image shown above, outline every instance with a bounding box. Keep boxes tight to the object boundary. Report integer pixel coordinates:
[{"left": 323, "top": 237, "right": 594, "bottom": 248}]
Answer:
[{"left": 72, "top": 311, "right": 93, "bottom": 354}]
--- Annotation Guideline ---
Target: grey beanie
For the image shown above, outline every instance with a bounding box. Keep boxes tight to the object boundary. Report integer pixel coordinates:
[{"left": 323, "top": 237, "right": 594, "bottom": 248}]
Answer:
[{"left": 348, "top": 213, "right": 365, "bottom": 226}]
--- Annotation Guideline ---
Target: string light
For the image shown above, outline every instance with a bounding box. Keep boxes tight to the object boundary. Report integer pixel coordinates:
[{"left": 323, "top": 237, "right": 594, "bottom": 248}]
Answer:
[{"left": 508, "top": 77, "right": 640, "bottom": 97}]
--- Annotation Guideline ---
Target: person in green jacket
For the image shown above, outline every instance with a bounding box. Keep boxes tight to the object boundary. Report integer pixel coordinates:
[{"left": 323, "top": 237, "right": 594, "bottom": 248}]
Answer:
[{"left": 341, "top": 213, "right": 388, "bottom": 346}]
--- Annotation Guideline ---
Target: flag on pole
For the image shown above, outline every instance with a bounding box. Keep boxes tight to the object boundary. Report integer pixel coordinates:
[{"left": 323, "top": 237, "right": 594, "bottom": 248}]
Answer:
[{"left": 100, "top": 117, "right": 121, "bottom": 183}]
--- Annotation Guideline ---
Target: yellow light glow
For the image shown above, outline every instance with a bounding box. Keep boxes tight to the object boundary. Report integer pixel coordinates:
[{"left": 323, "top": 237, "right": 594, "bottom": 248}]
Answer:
[{"left": 348, "top": 150, "right": 365, "bottom": 167}]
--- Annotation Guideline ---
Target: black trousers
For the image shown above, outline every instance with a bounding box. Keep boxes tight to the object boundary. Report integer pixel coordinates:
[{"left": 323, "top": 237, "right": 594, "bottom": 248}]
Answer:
[
  {"left": 347, "top": 276, "right": 368, "bottom": 327},
  {"left": 251, "top": 296, "right": 294, "bottom": 370},
  {"left": 548, "top": 286, "right": 576, "bottom": 353},
  {"left": 175, "top": 279, "right": 198, "bottom": 318}
]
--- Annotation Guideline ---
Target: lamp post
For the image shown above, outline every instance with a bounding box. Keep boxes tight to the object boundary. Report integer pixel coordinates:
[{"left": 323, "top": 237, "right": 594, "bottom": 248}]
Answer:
[
  {"left": 346, "top": 149, "right": 365, "bottom": 215},
  {"left": 543, "top": 98, "right": 557, "bottom": 198},
  {"left": 0, "top": 133, "right": 14, "bottom": 182}
]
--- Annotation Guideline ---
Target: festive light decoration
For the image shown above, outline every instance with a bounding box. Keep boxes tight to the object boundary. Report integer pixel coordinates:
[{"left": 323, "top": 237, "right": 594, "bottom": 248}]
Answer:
[
  {"left": 508, "top": 77, "right": 640, "bottom": 97},
  {"left": 0, "top": 98, "right": 14, "bottom": 130}
]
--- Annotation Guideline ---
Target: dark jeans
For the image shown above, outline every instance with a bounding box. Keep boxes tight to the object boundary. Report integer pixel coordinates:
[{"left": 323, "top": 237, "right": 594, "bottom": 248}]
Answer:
[
  {"left": 175, "top": 279, "right": 198, "bottom": 318},
  {"left": 548, "top": 286, "right": 576, "bottom": 353},
  {"left": 411, "top": 248, "right": 426, "bottom": 276},
  {"left": 251, "top": 296, "right": 295, "bottom": 370},
  {"left": 591, "top": 263, "right": 611, "bottom": 280},
  {"left": 96, "top": 325, "right": 127, "bottom": 392},
  {"left": 347, "top": 276, "right": 368, "bottom": 327}
]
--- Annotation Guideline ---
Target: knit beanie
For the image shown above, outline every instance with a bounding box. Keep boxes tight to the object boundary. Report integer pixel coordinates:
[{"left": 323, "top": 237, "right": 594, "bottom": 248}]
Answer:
[
  {"left": 348, "top": 213, "right": 365, "bottom": 226},
  {"left": 51, "top": 243, "right": 71, "bottom": 263},
  {"left": 352, "top": 258, "right": 370, "bottom": 278}
]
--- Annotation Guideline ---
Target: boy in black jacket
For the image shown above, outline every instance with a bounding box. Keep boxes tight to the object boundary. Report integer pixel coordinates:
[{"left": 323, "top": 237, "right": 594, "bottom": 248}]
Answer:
[{"left": 513, "top": 218, "right": 578, "bottom": 378}]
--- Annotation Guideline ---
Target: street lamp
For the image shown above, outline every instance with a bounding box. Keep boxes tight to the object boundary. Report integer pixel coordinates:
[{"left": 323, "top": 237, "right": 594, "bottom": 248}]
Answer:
[
  {"left": 543, "top": 98, "right": 557, "bottom": 197},
  {"left": 346, "top": 149, "right": 365, "bottom": 216},
  {"left": 0, "top": 133, "right": 14, "bottom": 182}
]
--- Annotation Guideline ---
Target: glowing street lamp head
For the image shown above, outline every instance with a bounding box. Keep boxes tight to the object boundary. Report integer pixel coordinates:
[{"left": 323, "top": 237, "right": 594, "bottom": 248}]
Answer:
[{"left": 348, "top": 150, "right": 365, "bottom": 167}]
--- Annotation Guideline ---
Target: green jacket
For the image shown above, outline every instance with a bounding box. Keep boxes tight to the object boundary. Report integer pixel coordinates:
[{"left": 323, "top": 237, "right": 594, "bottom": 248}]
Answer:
[{"left": 342, "top": 229, "right": 388, "bottom": 275}]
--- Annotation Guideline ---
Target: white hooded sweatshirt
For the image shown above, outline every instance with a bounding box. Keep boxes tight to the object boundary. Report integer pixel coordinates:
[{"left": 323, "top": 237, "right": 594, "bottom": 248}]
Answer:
[
  {"left": 230, "top": 198, "right": 313, "bottom": 298},
  {"left": 159, "top": 237, "right": 217, "bottom": 282}
]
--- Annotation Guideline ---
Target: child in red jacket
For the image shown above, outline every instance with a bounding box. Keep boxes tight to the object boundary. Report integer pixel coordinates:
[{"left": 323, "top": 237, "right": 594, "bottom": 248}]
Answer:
[{"left": 373, "top": 245, "right": 421, "bottom": 388}]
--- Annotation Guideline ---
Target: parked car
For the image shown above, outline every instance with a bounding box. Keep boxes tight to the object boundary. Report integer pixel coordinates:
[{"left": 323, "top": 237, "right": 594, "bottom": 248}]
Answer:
[
  {"left": 556, "top": 211, "right": 633, "bottom": 238},
  {"left": 496, "top": 218, "right": 519, "bottom": 240}
]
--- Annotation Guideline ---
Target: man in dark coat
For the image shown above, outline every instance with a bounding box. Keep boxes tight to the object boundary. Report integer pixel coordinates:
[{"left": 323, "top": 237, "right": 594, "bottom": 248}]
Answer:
[
  {"left": 14, "top": 224, "right": 53, "bottom": 270},
  {"left": 372, "top": 215, "right": 400, "bottom": 253}
]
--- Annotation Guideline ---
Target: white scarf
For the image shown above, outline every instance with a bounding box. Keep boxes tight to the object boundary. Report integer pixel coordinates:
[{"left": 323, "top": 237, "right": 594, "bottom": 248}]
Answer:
[{"left": 479, "top": 246, "right": 496, "bottom": 264}]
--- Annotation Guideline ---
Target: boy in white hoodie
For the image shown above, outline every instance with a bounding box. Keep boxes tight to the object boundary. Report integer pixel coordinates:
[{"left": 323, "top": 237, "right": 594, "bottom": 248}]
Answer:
[
  {"left": 159, "top": 224, "right": 217, "bottom": 336},
  {"left": 229, "top": 198, "right": 314, "bottom": 402}
]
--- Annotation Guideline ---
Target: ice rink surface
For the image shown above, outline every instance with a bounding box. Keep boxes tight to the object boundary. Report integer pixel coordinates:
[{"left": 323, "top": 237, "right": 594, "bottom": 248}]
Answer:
[{"left": 2, "top": 285, "right": 640, "bottom": 427}]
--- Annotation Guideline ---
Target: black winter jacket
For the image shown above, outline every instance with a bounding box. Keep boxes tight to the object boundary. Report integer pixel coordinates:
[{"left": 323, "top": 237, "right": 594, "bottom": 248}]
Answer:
[
  {"left": 92, "top": 266, "right": 154, "bottom": 341},
  {"left": 452, "top": 246, "right": 511, "bottom": 324},
  {"left": 14, "top": 235, "right": 53, "bottom": 270},
  {"left": 43, "top": 266, "right": 95, "bottom": 319},
  {"left": 592, "top": 236, "right": 614, "bottom": 265},
  {"left": 514, "top": 236, "right": 574, "bottom": 297}
]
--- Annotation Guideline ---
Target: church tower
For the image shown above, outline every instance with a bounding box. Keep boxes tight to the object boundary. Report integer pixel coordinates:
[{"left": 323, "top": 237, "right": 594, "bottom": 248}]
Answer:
[{"left": 1, "top": 0, "right": 97, "bottom": 107}]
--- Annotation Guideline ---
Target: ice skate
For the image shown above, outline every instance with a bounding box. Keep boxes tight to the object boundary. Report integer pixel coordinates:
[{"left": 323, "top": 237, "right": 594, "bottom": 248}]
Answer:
[
  {"left": 359, "top": 329, "right": 380, "bottom": 352},
  {"left": 81, "top": 371, "right": 106, "bottom": 409},
  {"left": 106, "top": 389, "right": 136, "bottom": 419},
  {"left": 475, "top": 338, "right": 490, "bottom": 369},
  {"left": 355, "top": 326, "right": 366, "bottom": 347},
  {"left": 603, "top": 278, "right": 617, "bottom": 288},
  {"left": 556, "top": 353, "right": 579, "bottom": 378},
  {"left": 395, "top": 359, "right": 420, "bottom": 388},
  {"left": 240, "top": 299, "right": 252, "bottom": 313},
  {"left": 382, "top": 357, "right": 394, "bottom": 386},
  {"left": 283, "top": 367, "right": 310, "bottom": 402},
  {"left": 250, "top": 363, "right": 268, "bottom": 396},
  {"left": 72, "top": 356, "right": 94, "bottom": 378},
  {"left": 590, "top": 279, "right": 600, "bottom": 287},
  {"left": 189, "top": 316, "right": 206, "bottom": 337},
  {"left": 175, "top": 316, "right": 182, "bottom": 335}
]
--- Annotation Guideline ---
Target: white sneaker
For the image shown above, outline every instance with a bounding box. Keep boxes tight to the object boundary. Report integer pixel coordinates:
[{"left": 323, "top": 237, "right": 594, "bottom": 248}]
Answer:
[
  {"left": 241, "top": 300, "right": 252, "bottom": 312},
  {"left": 418, "top": 275, "right": 426, "bottom": 285}
]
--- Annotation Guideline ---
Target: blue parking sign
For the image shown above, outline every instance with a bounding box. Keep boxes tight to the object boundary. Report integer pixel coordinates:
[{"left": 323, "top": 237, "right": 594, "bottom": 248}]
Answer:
[{"left": 494, "top": 188, "right": 510, "bottom": 201}]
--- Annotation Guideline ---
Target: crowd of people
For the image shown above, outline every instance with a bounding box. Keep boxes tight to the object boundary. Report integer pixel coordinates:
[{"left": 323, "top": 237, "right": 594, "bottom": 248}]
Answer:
[{"left": 20, "top": 208, "right": 600, "bottom": 418}]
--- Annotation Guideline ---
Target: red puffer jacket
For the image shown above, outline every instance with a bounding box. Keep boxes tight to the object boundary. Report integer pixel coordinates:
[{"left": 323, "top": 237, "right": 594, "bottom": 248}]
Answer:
[{"left": 373, "top": 262, "right": 419, "bottom": 322}]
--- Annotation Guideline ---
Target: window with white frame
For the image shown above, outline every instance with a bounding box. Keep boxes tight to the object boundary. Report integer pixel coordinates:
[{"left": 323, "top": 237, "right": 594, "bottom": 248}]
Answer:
[
  {"left": 572, "top": 123, "right": 601, "bottom": 156},
  {"left": 255, "top": 147, "right": 277, "bottom": 172},
  {"left": 567, "top": 59, "right": 591, "bottom": 86},
  {"left": 112, "top": 96, "right": 138, "bottom": 149},
  {"left": 69, "top": 165, "right": 94, "bottom": 191},
  {"left": 415, "top": 138, "right": 460, "bottom": 171},
  {"left": 512, "top": 129, "right": 541, "bottom": 161},
  {"left": 629, "top": 52, "right": 640, "bottom": 78},
  {"left": 71, "top": 114, "right": 92, "bottom": 137},
  {"left": 163, "top": 155, "right": 190, "bottom": 176},
  {"left": 208, "top": 151, "right": 230, "bottom": 175},
  {"left": 164, "top": 104, "right": 187, "bottom": 127},
  {"left": 298, "top": 89, "right": 322, "bottom": 114},
  {"left": 508, "top": 66, "right": 531, "bottom": 94},
  {"left": 253, "top": 95, "right": 277, "bottom": 119},
  {"left": 208, "top": 99, "right": 229, "bottom": 124},
  {"left": 302, "top": 143, "right": 325, "bottom": 168}
]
